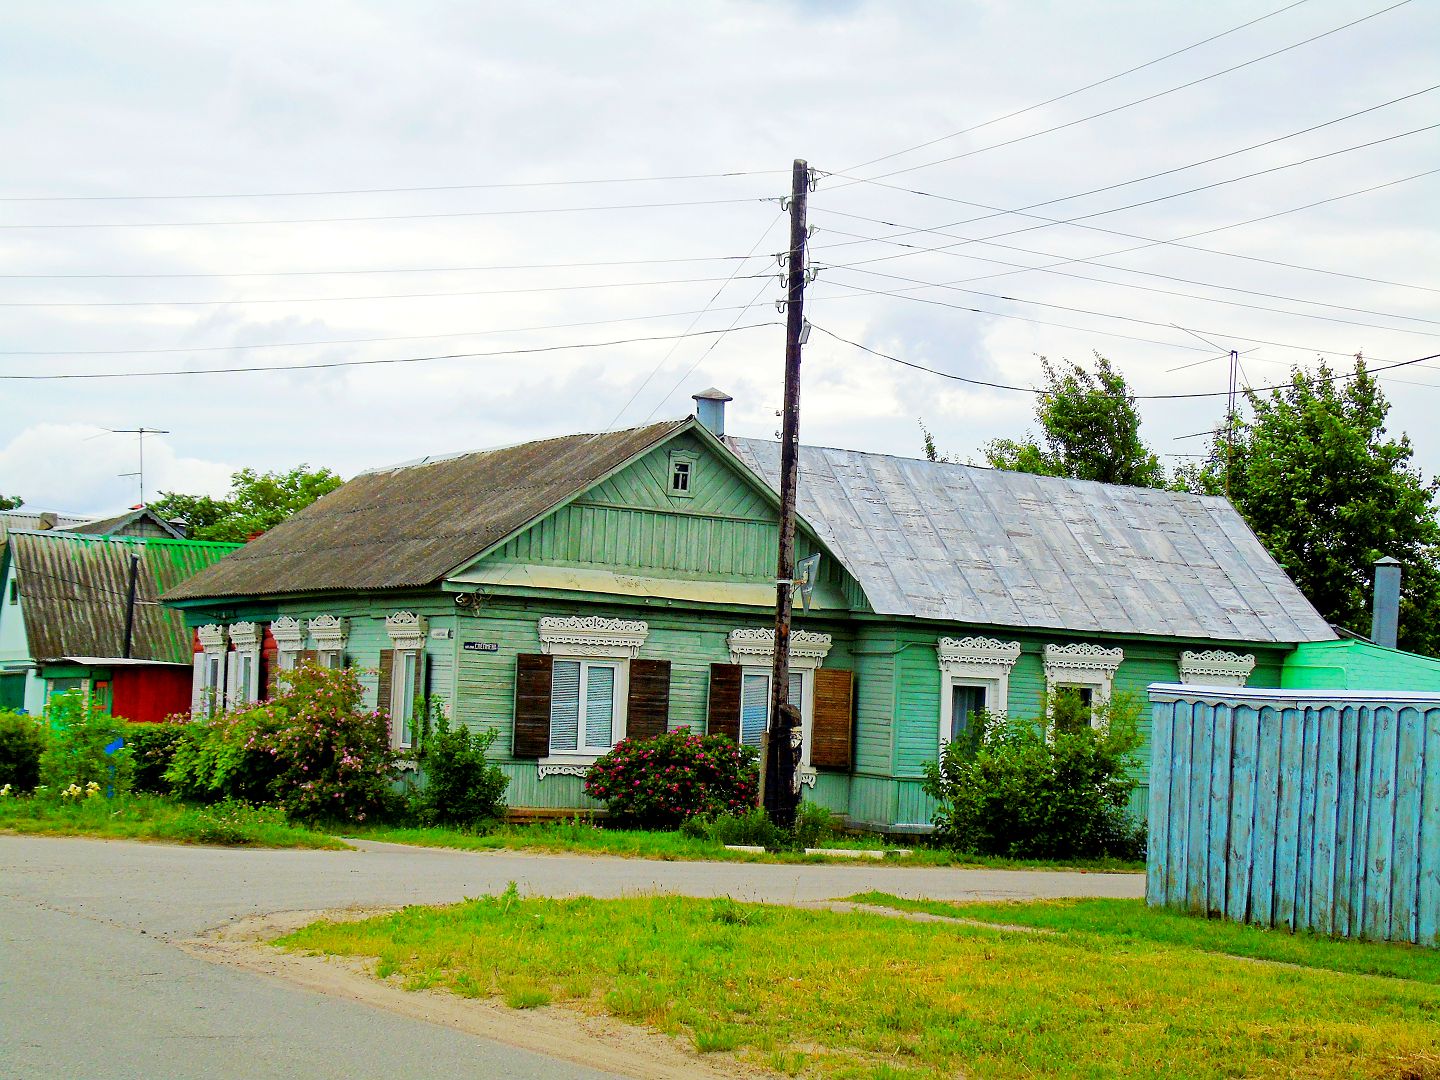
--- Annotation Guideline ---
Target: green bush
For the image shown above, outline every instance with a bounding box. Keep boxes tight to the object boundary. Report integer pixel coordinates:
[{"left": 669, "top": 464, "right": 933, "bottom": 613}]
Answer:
[
  {"left": 680, "top": 801, "right": 836, "bottom": 853},
  {"left": 125, "top": 720, "right": 196, "bottom": 795},
  {"left": 922, "top": 695, "right": 1146, "bottom": 860},
  {"left": 792, "top": 799, "right": 835, "bottom": 849},
  {"left": 410, "top": 708, "right": 509, "bottom": 827},
  {"left": 39, "top": 691, "right": 133, "bottom": 795},
  {"left": 583, "top": 728, "right": 759, "bottom": 829},
  {"left": 0, "top": 710, "right": 46, "bottom": 793},
  {"left": 167, "top": 662, "right": 400, "bottom": 823}
]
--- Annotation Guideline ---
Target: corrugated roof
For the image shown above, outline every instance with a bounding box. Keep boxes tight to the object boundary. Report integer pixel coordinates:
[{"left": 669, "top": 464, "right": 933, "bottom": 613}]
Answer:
[
  {"left": 727, "top": 438, "right": 1335, "bottom": 644},
  {"left": 164, "top": 421, "right": 689, "bottom": 601},
  {"left": 62, "top": 507, "right": 185, "bottom": 539},
  {"left": 5, "top": 532, "right": 241, "bottom": 663}
]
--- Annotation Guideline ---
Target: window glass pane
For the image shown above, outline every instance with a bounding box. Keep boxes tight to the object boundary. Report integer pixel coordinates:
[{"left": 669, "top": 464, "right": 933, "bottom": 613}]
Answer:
[
  {"left": 740, "top": 673, "right": 769, "bottom": 747},
  {"left": 583, "top": 664, "right": 615, "bottom": 750},
  {"left": 398, "top": 651, "right": 418, "bottom": 746},
  {"left": 240, "top": 655, "right": 254, "bottom": 701},
  {"left": 787, "top": 671, "right": 803, "bottom": 708},
  {"left": 550, "top": 660, "right": 580, "bottom": 752},
  {"left": 950, "top": 684, "right": 986, "bottom": 743}
]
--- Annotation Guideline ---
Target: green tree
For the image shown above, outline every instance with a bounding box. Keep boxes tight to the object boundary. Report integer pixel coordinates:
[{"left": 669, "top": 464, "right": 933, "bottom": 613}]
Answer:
[
  {"left": 1187, "top": 359, "right": 1440, "bottom": 655},
  {"left": 0, "top": 494, "right": 22, "bottom": 511},
  {"left": 151, "top": 464, "right": 342, "bottom": 542},
  {"left": 983, "top": 354, "right": 1165, "bottom": 488}
]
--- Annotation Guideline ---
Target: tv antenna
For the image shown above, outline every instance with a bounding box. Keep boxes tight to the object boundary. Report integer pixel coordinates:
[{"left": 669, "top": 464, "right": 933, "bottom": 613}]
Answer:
[{"left": 111, "top": 427, "right": 170, "bottom": 506}]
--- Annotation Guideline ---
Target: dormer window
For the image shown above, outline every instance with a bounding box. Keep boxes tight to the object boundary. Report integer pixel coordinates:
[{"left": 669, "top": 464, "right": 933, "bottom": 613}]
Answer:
[{"left": 668, "top": 451, "right": 696, "bottom": 498}]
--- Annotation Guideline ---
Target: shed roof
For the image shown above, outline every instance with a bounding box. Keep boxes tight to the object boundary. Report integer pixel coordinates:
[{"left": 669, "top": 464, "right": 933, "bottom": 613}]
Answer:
[
  {"left": 4, "top": 531, "right": 241, "bottom": 663},
  {"left": 164, "top": 421, "right": 689, "bottom": 601},
  {"left": 726, "top": 438, "right": 1334, "bottom": 644}
]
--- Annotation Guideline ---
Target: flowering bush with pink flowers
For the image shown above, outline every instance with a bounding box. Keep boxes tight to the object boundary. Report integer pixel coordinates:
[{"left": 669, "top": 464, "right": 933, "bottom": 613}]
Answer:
[
  {"left": 166, "top": 662, "right": 400, "bottom": 823},
  {"left": 583, "top": 729, "right": 758, "bottom": 828}
]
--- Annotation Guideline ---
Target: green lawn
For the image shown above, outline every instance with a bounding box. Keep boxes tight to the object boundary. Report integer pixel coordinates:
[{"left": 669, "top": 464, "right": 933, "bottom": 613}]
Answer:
[
  {"left": 279, "top": 890, "right": 1440, "bottom": 1079},
  {"left": 0, "top": 794, "right": 347, "bottom": 849},
  {"left": 351, "top": 821, "right": 1143, "bottom": 871}
]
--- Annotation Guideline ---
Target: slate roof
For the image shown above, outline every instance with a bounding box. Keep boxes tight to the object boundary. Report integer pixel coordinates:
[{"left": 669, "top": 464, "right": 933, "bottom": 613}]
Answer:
[
  {"left": 4, "top": 531, "right": 241, "bottom": 663},
  {"left": 726, "top": 438, "right": 1335, "bottom": 645},
  {"left": 62, "top": 507, "right": 185, "bottom": 539},
  {"left": 164, "top": 421, "right": 689, "bottom": 601}
]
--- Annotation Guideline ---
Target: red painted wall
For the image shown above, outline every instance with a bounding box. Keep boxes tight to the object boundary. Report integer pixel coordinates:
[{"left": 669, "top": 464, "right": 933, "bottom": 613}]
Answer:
[{"left": 111, "top": 667, "right": 191, "bottom": 723}]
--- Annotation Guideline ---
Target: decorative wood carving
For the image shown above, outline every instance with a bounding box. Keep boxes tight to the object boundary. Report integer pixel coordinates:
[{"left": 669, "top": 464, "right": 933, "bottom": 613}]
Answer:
[
  {"left": 538, "top": 615, "right": 649, "bottom": 658},
  {"left": 1178, "top": 649, "right": 1256, "bottom": 687}
]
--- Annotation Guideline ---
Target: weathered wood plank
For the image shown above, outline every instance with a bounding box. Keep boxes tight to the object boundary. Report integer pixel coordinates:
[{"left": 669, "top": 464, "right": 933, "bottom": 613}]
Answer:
[
  {"left": 1418, "top": 706, "right": 1440, "bottom": 948},
  {"left": 1146, "top": 700, "right": 1174, "bottom": 908},
  {"left": 1350, "top": 706, "right": 1375, "bottom": 939},
  {"left": 1251, "top": 705, "right": 1282, "bottom": 927},
  {"left": 1364, "top": 706, "right": 1398, "bottom": 940},
  {"left": 1167, "top": 699, "right": 1193, "bottom": 908},
  {"left": 1390, "top": 707, "right": 1423, "bottom": 944},
  {"left": 1312, "top": 706, "right": 1342, "bottom": 937},
  {"left": 1295, "top": 704, "right": 1320, "bottom": 932},
  {"left": 1205, "top": 702, "right": 1232, "bottom": 917},
  {"left": 1186, "top": 702, "right": 1212, "bottom": 914},
  {"left": 1273, "top": 706, "right": 1303, "bottom": 931},
  {"left": 1334, "top": 703, "right": 1359, "bottom": 937},
  {"left": 1226, "top": 705, "right": 1258, "bottom": 923}
]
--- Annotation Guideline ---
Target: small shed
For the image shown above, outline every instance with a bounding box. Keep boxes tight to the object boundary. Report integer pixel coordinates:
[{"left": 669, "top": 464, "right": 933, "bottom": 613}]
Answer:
[{"left": 1282, "top": 638, "right": 1440, "bottom": 694}]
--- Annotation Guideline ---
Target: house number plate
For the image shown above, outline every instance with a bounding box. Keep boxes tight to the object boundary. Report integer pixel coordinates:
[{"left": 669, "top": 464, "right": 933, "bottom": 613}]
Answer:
[{"left": 463, "top": 641, "right": 499, "bottom": 653}]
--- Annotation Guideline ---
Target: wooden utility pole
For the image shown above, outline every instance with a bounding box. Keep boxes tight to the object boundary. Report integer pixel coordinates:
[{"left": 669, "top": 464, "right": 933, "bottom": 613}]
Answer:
[{"left": 760, "top": 158, "right": 810, "bottom": 827}]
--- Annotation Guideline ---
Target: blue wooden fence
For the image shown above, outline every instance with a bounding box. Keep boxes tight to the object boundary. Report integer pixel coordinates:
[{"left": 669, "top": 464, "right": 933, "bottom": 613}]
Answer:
[{"left": 1147, "top": 685, "right": 1440, "bottom": 947}]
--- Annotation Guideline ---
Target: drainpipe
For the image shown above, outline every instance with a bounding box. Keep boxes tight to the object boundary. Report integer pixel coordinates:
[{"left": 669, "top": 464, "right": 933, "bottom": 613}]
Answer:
[{"left": 1370, "top": 556, "right": 1401, "bottom": 649}]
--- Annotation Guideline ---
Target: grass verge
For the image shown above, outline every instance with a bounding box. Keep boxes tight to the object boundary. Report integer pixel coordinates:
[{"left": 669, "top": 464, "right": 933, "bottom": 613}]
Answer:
[
  {"left": 350, "top": 820, "right": 1142, "bottom": 871},
  {"left": 0, "top": 793, "right": 347, "bottom": 849},
  {"left": 848, "top": 892, "right": 1440, "bottom": 986},
  {"left": 279, "top": 889, "right": 1440, "bottom": 1079}
]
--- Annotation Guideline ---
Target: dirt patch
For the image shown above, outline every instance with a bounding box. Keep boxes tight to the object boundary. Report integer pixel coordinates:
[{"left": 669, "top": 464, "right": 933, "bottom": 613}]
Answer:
[{"left": 182, "top": 908, "right": 770, "bottom": 1080}]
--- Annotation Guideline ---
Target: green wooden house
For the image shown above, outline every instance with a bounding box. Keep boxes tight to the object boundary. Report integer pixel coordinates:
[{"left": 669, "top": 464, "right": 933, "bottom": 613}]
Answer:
[{"left": 163, "top": 393, "right": 1335, "bottom": 831}]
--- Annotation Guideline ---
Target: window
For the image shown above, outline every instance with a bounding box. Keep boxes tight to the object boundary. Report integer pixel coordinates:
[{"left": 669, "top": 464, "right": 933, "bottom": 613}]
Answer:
[
  {"left": 393, "top": 650, "right": 419, "bottom": 748},
  {"left": 193, "top": 623, "right": 229, "bottom": 717},
  {"left": 1042, "top": 643, "right": 1123, "bottom": 732},
  {"left": 308, "top": 615, "right": 348, "bottom": 669},
  {"left": 668, "top": 451, "right": 696, "bottom": 498},
  {"left": 227, "top": 622, "right": 264, "bottom": 707},
  {"left": 739, "top": 669, "right": 803, "bottom": 748},
  {"left": 549, "top": 659, "right": 620, "bottom": 755},
  {"left": 949, "top": 683, "right": 986, "bottom": 745},
  {"left": 7, "top": 577, "right": 17, "bottom": 605},
  {"left": 936, "top": 636, "right": 1020, "bottom": 755},
  {"left": 270, "top": 616, "right": 305, "bottom": 671}
]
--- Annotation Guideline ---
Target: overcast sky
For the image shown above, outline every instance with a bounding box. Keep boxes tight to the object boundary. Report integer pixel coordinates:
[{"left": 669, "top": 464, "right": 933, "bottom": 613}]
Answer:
[{"left": 2, "top": 0, "right": 1437, "bottom": 515}]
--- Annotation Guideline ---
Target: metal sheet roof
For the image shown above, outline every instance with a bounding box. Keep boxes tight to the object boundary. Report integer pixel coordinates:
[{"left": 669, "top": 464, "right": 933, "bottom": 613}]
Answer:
[
  {"left": 5, "top": 532, "right": 241, "bottom": 663},
  {"left": 164, "top": 421, "right": 689, "bottom": 601},
  {"left": 727, "top": 438, "right": 1334, "bottom": 644}
]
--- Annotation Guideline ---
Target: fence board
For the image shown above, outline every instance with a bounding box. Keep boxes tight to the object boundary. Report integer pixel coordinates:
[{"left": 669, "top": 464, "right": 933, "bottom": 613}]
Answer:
[{"left": 1148, "top": 686, "right": 1440, "bottom": 948}]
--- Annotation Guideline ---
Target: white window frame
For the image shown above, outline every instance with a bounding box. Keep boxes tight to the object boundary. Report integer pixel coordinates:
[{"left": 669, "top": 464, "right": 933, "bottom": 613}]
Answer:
[
  {"left": 192, "top": 623, "right": 228, "bottom": 716},
  {"left": 308, "top": 614, "right": 348, "bottom": 668},
  {"left": 226, "top": 622, "right": 264, "bottom": 707},
  {"left": 1178, "top": 649, "right": 1256, "bottom": 687},
  {"left": 937, "top": 636, "right": 1021, "bottom": 754},
  {"left": 1043, "top": 642, "right": 1123, "bottom": 730},
  {"left": 270, "top": 616, "right": 305, "bottom": 673},
  {"left": 535, "top": 616, "right": 647, "bottom": 769},
  {"left": 547, "top": 657, "right": 625, "bottom": 757},
  {"left": 668, "top": 450, "right": 697, "bottom": 498},
  {"left": 385, "top": 612, "right": 428, "bottom": 751},
  {"left": 726, "top": 628, "right": 831, "bottom": 782}
]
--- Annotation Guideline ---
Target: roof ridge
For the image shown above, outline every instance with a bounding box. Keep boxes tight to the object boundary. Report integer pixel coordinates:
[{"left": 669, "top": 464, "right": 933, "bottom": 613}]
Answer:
[{"left": 360, "top": 418, "right": 686, "bottom": 476}]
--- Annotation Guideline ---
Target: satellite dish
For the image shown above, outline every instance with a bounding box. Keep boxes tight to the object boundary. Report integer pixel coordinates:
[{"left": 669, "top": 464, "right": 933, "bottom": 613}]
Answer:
[{"left": 795, "top": 553, "right": 821, "bottom": 614}]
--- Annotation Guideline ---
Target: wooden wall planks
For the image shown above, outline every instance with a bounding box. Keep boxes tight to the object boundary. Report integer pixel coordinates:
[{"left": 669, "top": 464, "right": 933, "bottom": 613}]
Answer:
[{"left": 1148, "top": 685, "right": 1440, "bottom": 948}]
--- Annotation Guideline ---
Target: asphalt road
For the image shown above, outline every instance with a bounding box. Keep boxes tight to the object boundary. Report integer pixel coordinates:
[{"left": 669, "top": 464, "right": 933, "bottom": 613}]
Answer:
[{"left": 0, "top": 836, "right": 1143, "bottom": 1079}]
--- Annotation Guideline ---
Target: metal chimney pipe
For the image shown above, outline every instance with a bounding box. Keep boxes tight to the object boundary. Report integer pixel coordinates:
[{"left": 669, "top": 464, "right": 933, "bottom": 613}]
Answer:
[
  {"left": 1371, "top": 556, "right": 1401, "bottom": 649},
  {"left": 691, "top": 388, "right": 732, "bottom": 437}
]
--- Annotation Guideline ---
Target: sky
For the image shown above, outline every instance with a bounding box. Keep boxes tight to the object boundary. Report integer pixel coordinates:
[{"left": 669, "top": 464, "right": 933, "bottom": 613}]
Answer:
[{"left": 1, "top": 0, "right": 1437, "bottom": 516}]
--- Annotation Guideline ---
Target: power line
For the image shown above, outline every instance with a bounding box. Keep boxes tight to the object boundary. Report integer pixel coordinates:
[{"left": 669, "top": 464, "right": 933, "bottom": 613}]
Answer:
[
  {"left": 0, "top": 271, "right": 776, "bottom": 308},
  {"left": 812, "top": 167, "right": 1440, "bottom": 295},
  {"left": 0, "top": 300, "right": 789, "bottom": 358},
  {"left": 0, "top": 194, "right": 777, "bottom": 230},
  {"left": 832, "top": 0, "right": 1414, "bottom": 186},
  {"left": 0, "top": 168, "right": 785, "bottom": 204},
  {"left": 0, "top": 322, "right": 781, "bottom": 381},
  {"left": 810, "top": 322, "right": 1440, "bottom": 400},
  {"left": 0, "top": 251, "right": 768, "bottom": 280},
  {"left": 813, "top": 226, "right": 1440, "bottom": 339},
  {"left": 812, "top": 219, "right": 1440, "bottom": 329},
  {"left": 603, "top": 213, "right": 784, "bottom": 431},
  {"left": 843, "top": 0, "right": 1313, "bottom": 173}
]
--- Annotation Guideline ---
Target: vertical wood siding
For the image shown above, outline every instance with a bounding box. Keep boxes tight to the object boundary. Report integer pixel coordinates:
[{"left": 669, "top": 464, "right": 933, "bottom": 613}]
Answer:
[{"left": 1148, "top": 686, "right": 1440, "bottom": 947}]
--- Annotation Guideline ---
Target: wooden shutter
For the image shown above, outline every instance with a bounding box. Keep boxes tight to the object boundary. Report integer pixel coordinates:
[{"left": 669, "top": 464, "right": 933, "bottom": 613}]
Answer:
[
  {"left": 513, "top": 653, "right": 553, "bottom": 758},
  {"left": 626, "top": 659, "right": 671, "bottom": 740},
  {"left": 377, "top": 649, "right": 394, "bottom": 715},
  {"left": 811, "top": 667, "right": 855, "bottom": 770},
  {"left": 706, "top": 663, "right": 742, "bottom": 741}
]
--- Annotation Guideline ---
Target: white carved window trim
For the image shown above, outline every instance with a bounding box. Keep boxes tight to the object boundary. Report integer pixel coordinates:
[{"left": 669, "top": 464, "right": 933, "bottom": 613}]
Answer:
[
  {"left": 727, "top": 628, "right": 832, "bottom": 781},
  {"left": 270, "top": 616, "right": 305, "bottom": 671},
  {"left": 386, "top": 612, "right": 429, "bottom": 750},
  {"left": 192, "top": 623, "right": 228, "bottom": 716},
  {"left": 308, "top": 615, "right": 348, "bottom": 668},
  {"left": 535, "top": 617, "right": 646, "bottom": 769},
  {"left": 226, "top": 622, "right": 264, "bottom": 707},
  {"left": 1043, "top": 642, "right": 1124, "bottom": 730},
  {"left": 937, "top": 636, "right": 1021, "bottom": 753},
  {"left": 1178, "top": 649, "right": 1256, "bottom": 687}
]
